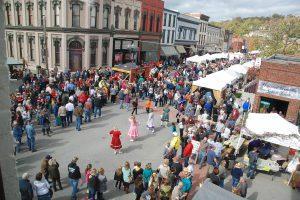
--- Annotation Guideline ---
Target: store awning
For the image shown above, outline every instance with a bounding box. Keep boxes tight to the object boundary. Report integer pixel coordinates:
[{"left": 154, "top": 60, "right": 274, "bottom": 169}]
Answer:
[
  {"left": 176, "top": 45, "right": 186, "bottom": 54},
  {"left": 161, "top": 46, "right": 179, "bottom": 57},
  {"left": 190, "top": 46, "right": 197, "bottom": 53}
]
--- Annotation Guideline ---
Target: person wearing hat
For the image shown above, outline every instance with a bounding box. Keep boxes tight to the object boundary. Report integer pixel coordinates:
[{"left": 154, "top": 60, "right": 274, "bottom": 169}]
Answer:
[
  {"left": 41, "top": 155, "right": 52, "bottom": 184},
  {"left": 74, "top": 104, "right": 83, "bottom": 131},
  {"left": 68, "top": 157, "right": 81, "bottom": 200},
  {"left": 19, "top": 172, "right": 34, "bottom": 200}
]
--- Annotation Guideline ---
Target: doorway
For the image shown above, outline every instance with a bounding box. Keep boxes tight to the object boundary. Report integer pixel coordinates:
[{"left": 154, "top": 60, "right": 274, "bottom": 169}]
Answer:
[
  {"left": 69, "top": 41, "right": 82, "bottom": 71},
  {"left": 259, "top": 97, "right": 289, "bottom": 116}
]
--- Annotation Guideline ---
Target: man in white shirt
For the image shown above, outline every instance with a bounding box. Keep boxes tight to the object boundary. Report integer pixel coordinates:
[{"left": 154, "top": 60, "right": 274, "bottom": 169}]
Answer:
[
  {"left": 65, "top": 100, "right": 74, "bottom": 126},
  {"left": 221, "top": 126, "right": 231, "bottom": 140}
]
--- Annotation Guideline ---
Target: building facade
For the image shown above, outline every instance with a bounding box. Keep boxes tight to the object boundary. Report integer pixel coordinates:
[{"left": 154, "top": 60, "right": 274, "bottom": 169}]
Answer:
[
  {"left": 4, "top": 0, "right": 142, "bottom": 72},
  {"left": 253, "top": 55, "right": 300, "bottom": 124},
  {"left": 223, "top": 30, "right": 233, "bottom": 52},
  {"left": 160, "top": 8, "right": 179, "bottom": 58},
  {"left": 205, "top": 24, "right": 224, "bottom": 53},
  {"left": 185, "top": 13, "right": 209, "bottom": 55},
  {"left": 139, "top": 0, "right": 164, "bottom": 63},
  {"left": 175, "top": 14, "right": 199, "bottom": 57}
]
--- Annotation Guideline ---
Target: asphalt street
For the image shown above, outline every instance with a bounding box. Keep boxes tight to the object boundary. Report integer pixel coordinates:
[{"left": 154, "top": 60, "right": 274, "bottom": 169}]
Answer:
[{"left": 14, "top": 101, "right": 300, "bottom": 200}]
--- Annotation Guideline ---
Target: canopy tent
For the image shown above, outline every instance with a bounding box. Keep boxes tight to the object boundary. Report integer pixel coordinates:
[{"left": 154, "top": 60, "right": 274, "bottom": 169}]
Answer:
[
  {"left": 227, "top": 64, "right": 248, "bottom": 75},
  {"left": 186, "top": 55, "right": 201, "bottom": 63},
  {"left": 193, "top": 179, "right": 245, "bottom": 200},
  {"left": 160, "top": 45, "right": 179, "bottom": 57},
  {"left": 193, "top": 69, "right": 241, "bottom": 91},
  {"left": 229, "top": 52, "right": 244, "bottom": 61},
  {"left": 6, "top": 57, "right": 23, "bottom": 65},
  {"left": 242, "top": 113, "right": 300, "bottom": 150},
  {"left": 250, "top": 50, "right": 261, "bottom": 54}
]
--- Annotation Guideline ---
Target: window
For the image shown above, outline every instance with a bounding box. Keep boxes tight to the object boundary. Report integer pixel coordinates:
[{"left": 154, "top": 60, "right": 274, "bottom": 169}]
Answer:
[
  {"left": 193, "top": 30, "right": 196, "bottom": 40},
  {"left": 156, "top": 16, "right": 160, "bottom": 32},
  {"left": 183, "top": 29, "right": 186, "bottom": 39},
  {"left": 168, "top": 14, "right": 172, "bottom": 27},
  {"left": 54, "top": 40, "right": 60, "bottom": 65},
  {"left": 171, "top": 30, "right": 175, "bottom": 43},
  {"left": 149, "top": 15, "right": 154, "bottom": 32},
  {"left": 163, "top": 13, "right": 167, "bottom": 26},
  {"left": 5, "top": 3, "right": 11, "bottom": 25},
  {"left": 173, "top": 15, "right": 176, "bottom": 27},
  {"left": 162, "top": 30, "right": 165, "bottom": 43},
  {"left": 167, "top": 30, "right": 170, "bottom": 43},
  {"left": 8, "top": 35, "right": 14, "bottom": 57},
  {"left": 27, "top": 3, "right": 34, "bottom": 26},
  {"left": 142, "top": 12, "right": 147, "bottom": 31},
  {"left": 18, "top": 36, "right": 23, "bottom": 58},
  {"left": 16, "top": 3, "right": 22, "bottom": 25},
  {"left": 133, "top": 10, "right": 139, "bottom": 31},
  {"left": 29, "top": 37, "right": 35, "bottom": 61},
  {"left": 54, "top": 3, "right": 60, "bottom": 26},
  {"left": 103, "top": 6, "right": 109, "bottom": 29},
  {"left": 189, "top": 30, "right": 192, "bottom": 40},
  {"left": 40, "top": 38, "right": 45, "bottom": 63},
  {"left": 178, "top": 28, "right": 182, "bottom": 39},
  {"left": 114, "top": 6, "right": 121, "bottom": 29},
  {"left": 125, "top": 8, "right": 131, "bottom": 30},
  {"left": 90, "top": 6, "right": 97, "bottom": 28},
  {"left": 102, "top": 40, "right": 109, "bottom": 65},
  {"left": 90, "top": 40, "right": 97, "bottom": 67},
  {"left": 39, "top": 1, "right": 46, "bottom": 26},
  {"left": 72, "top": 4, "right": 80, "bottom": 27}
]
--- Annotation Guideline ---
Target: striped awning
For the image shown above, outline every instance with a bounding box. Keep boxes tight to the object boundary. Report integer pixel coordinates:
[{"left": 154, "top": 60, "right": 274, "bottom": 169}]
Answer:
[
  {"left": 161, "top": 45, "right": 179, "bottom": 57},
  {"left": 176, "top": 45, "right": 186, "bottom": 54}
]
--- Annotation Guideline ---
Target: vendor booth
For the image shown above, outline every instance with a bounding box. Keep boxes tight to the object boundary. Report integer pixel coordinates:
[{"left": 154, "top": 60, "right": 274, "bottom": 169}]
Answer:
[
  {"left": 238, "top": 113, "right": 300, "bottom": 173},
  {"left": 112, "top": 63, "right": 153, "bottom": 83},
  {"left": 192, "top": 69, "right": 242, "bottom": 101}
]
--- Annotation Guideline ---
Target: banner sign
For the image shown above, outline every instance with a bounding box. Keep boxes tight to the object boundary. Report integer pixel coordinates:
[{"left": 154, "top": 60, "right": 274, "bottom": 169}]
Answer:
[{"left": 257, "top": 80, "right": 300, "bottom": 100}]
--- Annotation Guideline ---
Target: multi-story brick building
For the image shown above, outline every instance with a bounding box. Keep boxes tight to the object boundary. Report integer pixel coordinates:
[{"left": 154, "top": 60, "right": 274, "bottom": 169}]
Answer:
[
  {"left": 253, "top": 55, "right": 300, "bottom": 123},
  {"left": 4, "top": 0, "right": 142, "bottom": 71},
  {"left": 185, "top": 13, "right": 209, "bottom": 55},
  {"left": 160, "top": 8, "right": 179, "bottom": 58},
  {"left": 139, "top": 0, "right": 164, "bottom": 63},
  {"left": 205, "top": 24, "right": 224, "bottom": 53},
  {"left": 175, "top": 14, "right": 199, "bottom": 57}
]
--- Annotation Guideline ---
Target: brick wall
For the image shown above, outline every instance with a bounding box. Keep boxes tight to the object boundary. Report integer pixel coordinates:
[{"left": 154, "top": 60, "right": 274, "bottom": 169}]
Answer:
[
  {"left": 259, "top": 60, "right": 300, "bottom": 87},
  {"left": 254, "top": 59, "right": 300, "bottom": 123}
]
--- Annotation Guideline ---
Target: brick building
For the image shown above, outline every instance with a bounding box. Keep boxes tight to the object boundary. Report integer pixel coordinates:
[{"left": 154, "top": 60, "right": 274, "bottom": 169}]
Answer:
[
  {"left": 139, "top": 0, "right": 164, "bottom": 63},
  {"left": 253, "top": 55, "right": 300, "bottom": 124}
]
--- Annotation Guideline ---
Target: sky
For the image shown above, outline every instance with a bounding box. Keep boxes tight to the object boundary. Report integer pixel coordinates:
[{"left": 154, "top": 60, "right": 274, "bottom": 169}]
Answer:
[{"left": 164, "top": 0, "right": 300, "bottom": 21}]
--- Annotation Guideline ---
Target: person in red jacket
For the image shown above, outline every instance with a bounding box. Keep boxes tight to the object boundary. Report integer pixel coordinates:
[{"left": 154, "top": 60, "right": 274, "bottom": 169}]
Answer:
[{"left": 183, "top": 139, "right": 193, "bottom": 167}]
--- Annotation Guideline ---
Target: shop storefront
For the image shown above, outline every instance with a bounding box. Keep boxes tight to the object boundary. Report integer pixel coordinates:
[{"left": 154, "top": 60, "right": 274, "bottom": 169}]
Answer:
[
  {"left": 140, "top": 41, "right": 160, "bottom": 63},
  {"left": 253, "top": 55, "right": 300, "bottom": 123},
  {"left": 113, "top": 39, "right": 139, "bottom": 66}
]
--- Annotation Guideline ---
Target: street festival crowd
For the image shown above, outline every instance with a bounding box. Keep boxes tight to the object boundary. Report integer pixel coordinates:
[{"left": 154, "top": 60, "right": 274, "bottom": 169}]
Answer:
[{"left": 11, "top": 56, "right": 300, "bottom": 200}]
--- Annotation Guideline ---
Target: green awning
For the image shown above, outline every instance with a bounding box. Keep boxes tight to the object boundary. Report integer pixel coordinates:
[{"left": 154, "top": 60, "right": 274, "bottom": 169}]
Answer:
[
  {"left": 176, "top": 45, "right": 186, "bottom": 54},
  {"left": 161, "top": 45, "right": 179, "bottom": 57}
]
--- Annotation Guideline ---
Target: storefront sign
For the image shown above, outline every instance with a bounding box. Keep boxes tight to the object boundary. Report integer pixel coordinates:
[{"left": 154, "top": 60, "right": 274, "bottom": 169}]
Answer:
[{"left": 257, "top": 81, "right": 300, "bottom": 100}]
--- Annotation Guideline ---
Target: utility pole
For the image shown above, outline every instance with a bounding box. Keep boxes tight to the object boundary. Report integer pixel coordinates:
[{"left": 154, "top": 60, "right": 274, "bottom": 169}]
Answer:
[{"left": 43, "top": 15, "right": 49, "bottom": 77}]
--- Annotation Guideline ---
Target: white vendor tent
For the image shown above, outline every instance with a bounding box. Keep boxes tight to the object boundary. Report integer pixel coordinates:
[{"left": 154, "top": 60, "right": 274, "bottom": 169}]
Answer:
[
  {"left": 242, "top": 113, "right": 300, "bottom": 150},
  {"left": 186, "top": 55, "right": 200, "bottom": 63},
  {"left": 227, "top": 64, "right": 248, "bottom": 75},
  {"left": 229, "top": 52, "right": 244, "bottom": 61},
  {"left": 193, "top": 69, "right": 241, "bottom": 91}
]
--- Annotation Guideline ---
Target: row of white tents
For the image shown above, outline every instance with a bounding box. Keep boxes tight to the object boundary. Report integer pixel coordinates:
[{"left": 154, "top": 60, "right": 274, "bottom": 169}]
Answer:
[
  {"left": 192, "top": 61, "right": 254, "bottom": 91},
  {"left": 186, "top": 52, "right": 245, "bottom": 64}
]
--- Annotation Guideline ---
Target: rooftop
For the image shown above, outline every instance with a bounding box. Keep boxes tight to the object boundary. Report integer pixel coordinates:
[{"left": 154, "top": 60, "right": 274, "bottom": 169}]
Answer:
[{"left": 267, "top": 54, "right": 300, "bottom": 63}]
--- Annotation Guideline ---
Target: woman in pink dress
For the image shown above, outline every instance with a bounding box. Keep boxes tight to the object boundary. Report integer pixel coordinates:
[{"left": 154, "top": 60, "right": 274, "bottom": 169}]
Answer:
[{"left": 128, "top": 115, "right": 139, "bottom": 142}]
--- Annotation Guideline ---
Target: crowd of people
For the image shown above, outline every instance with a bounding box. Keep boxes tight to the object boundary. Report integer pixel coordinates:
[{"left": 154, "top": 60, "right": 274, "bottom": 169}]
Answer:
[{"left": 13, "top": 57, "right": 299, "bottom": 200}]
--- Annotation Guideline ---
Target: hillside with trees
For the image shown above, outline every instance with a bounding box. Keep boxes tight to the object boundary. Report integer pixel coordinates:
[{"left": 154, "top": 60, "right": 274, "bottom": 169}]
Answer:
[{"left": 212, "top": 14, "right": 300, "bottom": 57}]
